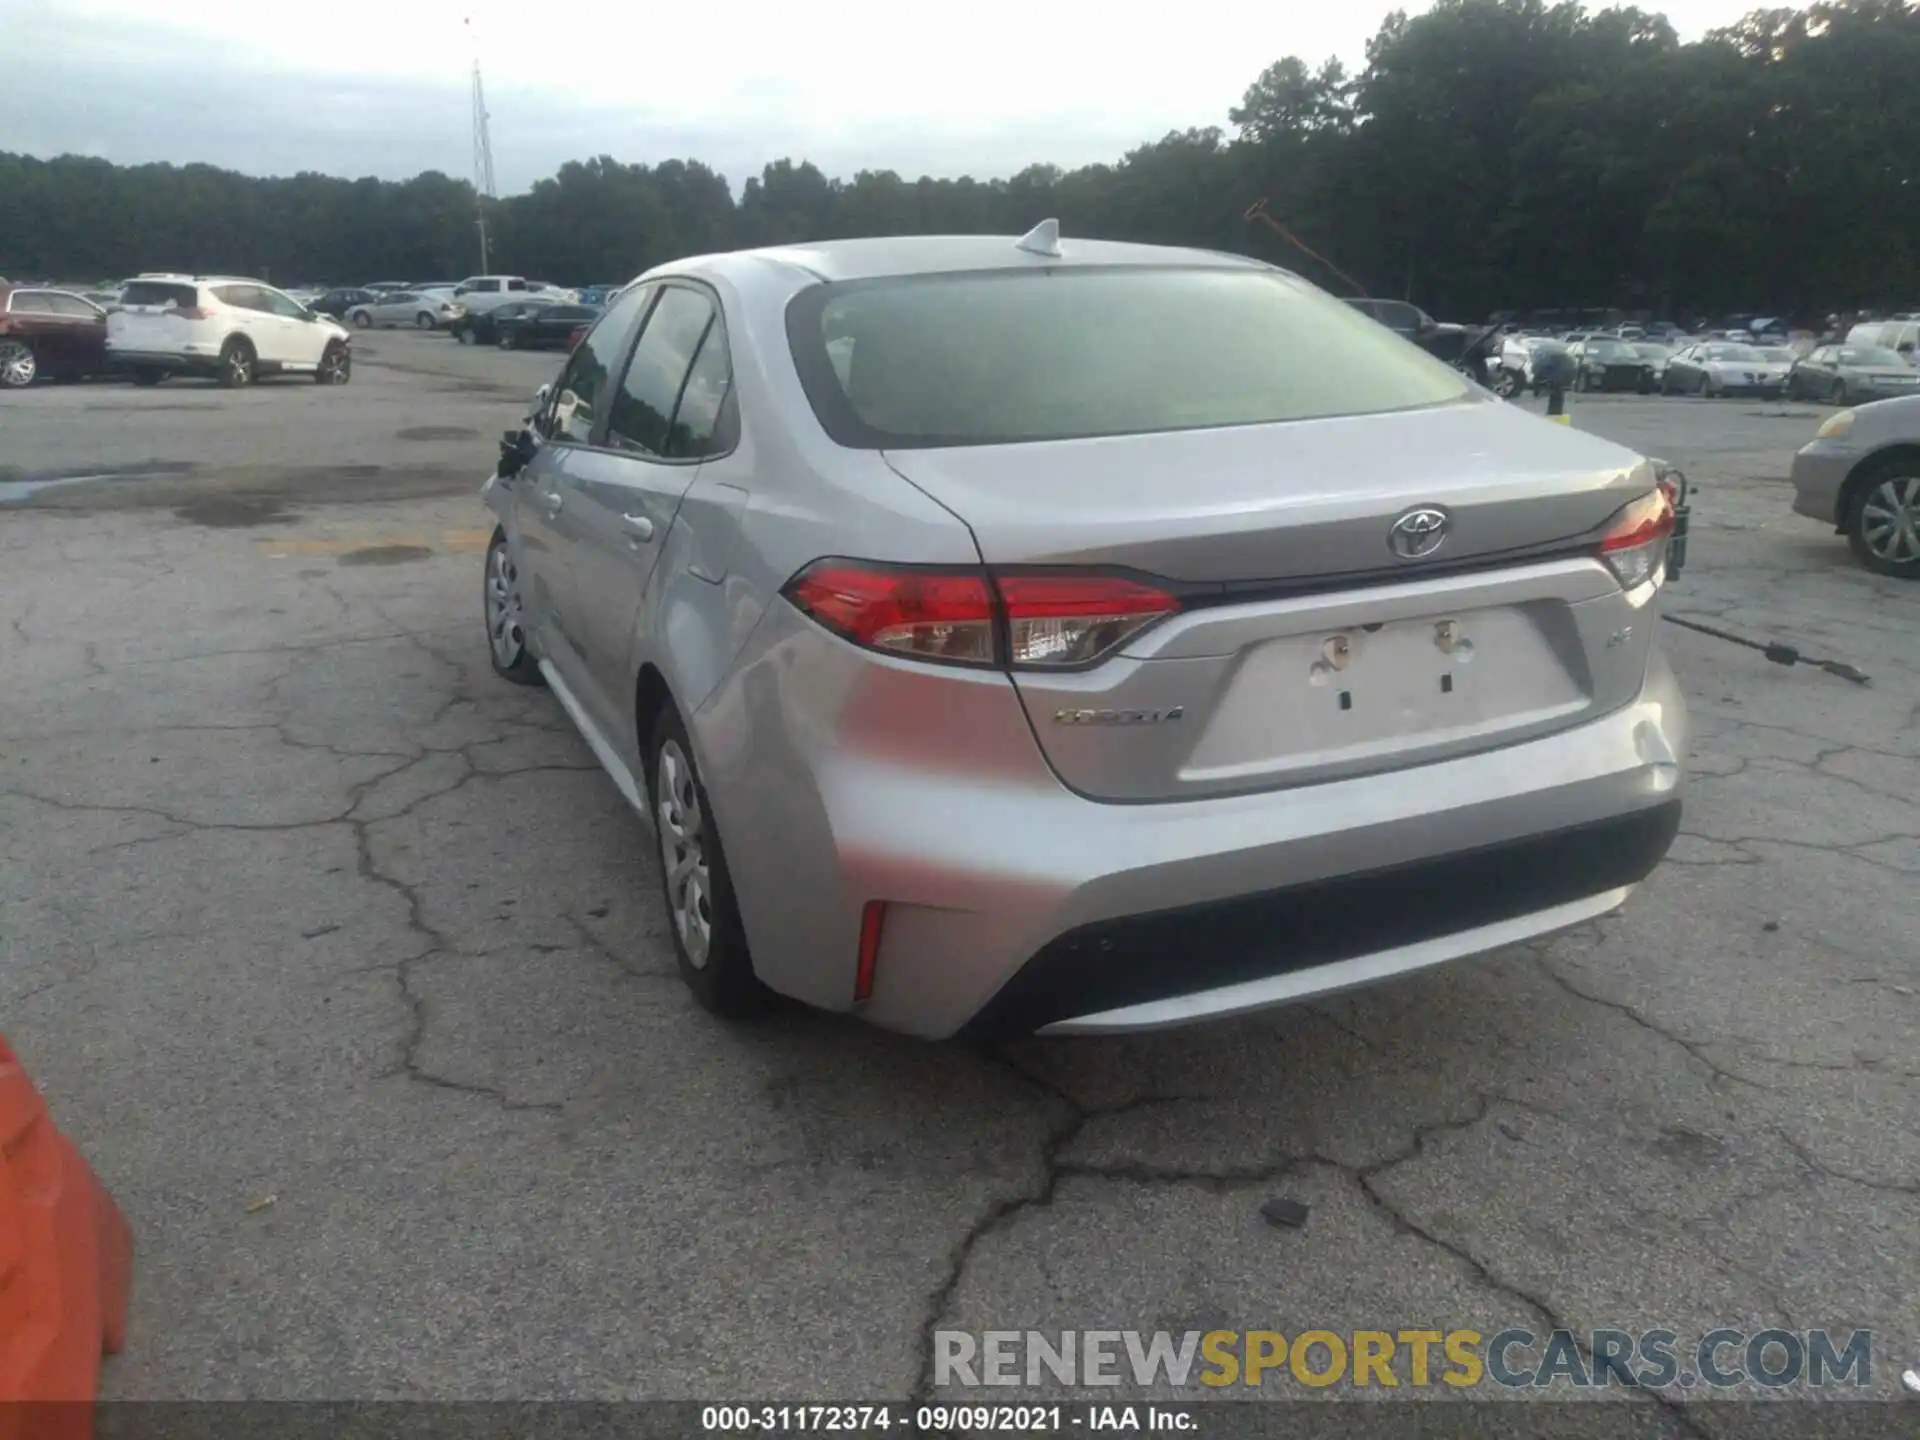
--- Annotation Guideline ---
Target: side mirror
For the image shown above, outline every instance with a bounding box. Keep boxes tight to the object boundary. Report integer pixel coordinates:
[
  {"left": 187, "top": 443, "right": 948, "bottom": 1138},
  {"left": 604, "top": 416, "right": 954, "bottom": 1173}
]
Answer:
[{"left": 497, "top": 428, "right": 539, "bottom": 479}]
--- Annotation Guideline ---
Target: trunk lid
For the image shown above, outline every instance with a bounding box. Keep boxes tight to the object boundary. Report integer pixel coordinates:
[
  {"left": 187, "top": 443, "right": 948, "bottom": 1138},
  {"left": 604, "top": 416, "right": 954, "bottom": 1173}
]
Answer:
[{"left": 883, "top": 400, "right": 1661, "bottom": 802}]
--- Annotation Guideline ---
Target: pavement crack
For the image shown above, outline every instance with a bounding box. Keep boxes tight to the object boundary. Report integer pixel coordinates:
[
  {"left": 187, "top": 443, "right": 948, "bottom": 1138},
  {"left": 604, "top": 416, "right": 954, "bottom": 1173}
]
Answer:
[
  {"left": 1775, "top": 1127, "right": 1919, "bottom": 1195},
  {"left": 1534, "top": 958, "right": 1778, "bottom": 1093}
]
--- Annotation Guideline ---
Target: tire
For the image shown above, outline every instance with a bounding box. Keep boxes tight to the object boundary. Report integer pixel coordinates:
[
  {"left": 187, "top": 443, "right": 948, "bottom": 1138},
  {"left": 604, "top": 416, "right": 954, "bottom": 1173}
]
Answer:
[
  {"left": 1494, "top": 368, "right": 1520, "bottom": 399},
  {"left": 1660, "top": 371, "right": 1677, "bottom": 396},
  {"left": 315, "top": 341, "right": 351, "bottom": 385},
  {"left": 484, "top": 530, "right": 543, "bottom": 686},
  {"left": 497, "top": 331, "right": 516, "bottom": 350},
  {"left": 217, "top": 337, "right": 255, "bottom": 389},
  {"left": 130, "top": 366, "right": 167, "bottom": 387},
  {"left": 456, "top": 327, "right": 477, "bottom": 346},
  {"left": 647, "top": 705, "right": 761, "bottom": 1017},
  {"left": 1845, "top": 463, "right": 1920, "bottom": 578},
  {"left": 415, "top": 312, "right": 435, "bottom": 329},
  {"left": 350, "top": 310, "right": 373, "bottom": 328},
  {"left": 1701, "top": 374, "right": 1720, "bottom": 398},
  {"left": 0, "top": 339, "right": 37, "bottom": 388},
  {"left": 1833, "top": 379, "right": 1853, "bottom": 406}
]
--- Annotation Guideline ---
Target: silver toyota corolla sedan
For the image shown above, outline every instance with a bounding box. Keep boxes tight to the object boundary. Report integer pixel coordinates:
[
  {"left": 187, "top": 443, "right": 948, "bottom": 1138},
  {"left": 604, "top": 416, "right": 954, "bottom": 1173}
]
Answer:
[{"left": 480, "top": 228, "right": 1689, "bottom": 1039}]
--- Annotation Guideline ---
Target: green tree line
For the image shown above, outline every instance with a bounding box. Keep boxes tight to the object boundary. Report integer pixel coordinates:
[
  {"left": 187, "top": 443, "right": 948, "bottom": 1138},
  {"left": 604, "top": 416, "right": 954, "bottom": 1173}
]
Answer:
[{"left": 2, "top": 0, "right": 1915, "bottom": 320}]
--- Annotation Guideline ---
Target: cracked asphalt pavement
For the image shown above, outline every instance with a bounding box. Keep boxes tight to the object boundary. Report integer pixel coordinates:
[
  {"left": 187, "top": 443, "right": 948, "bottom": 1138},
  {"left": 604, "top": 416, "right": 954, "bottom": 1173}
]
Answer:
[{"left": 3, "top": 336, "right": 1917, "bottom": 1427}]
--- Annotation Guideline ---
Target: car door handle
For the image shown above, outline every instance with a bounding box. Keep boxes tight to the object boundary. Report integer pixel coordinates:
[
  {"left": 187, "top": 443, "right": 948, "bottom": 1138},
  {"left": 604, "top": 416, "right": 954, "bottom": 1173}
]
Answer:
[
  {"left": 540, "top": 491, "right": 564, "bottom": 515},
  {"left": 622, "top": 513, "right": 655, "bottom": 542}
]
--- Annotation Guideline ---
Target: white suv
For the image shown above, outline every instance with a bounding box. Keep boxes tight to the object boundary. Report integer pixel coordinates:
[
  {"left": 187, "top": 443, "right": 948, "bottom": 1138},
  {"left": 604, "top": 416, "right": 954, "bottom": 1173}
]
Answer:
[{"left": 106, "top": 275, "right": 353, "bottom": 387}]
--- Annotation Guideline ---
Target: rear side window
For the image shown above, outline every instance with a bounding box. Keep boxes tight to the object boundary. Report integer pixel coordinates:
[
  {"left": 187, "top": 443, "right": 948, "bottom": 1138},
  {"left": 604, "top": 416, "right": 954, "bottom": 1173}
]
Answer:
[
  {"left": 120, "top": 282, "right": 198, "bottom": 308},
  {"left": 9, "top": 291, "right": 60, "bottom": 314},
  {"left": 787, "top": 267, "right": 1472, "bottom": 449}
]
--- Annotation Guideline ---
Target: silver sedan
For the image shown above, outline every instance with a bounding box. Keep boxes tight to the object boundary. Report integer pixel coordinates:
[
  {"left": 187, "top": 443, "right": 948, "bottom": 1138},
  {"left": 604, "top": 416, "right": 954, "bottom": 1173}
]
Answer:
[
  {"left": 345, "top": 291, "right": 465, "bottom": 330},
  {"left": 1790, "top": 395, "right": 1920, "bottom": 577},
  {"left": 479, "top": 230, "right": 1689, "bottom": 1038}
]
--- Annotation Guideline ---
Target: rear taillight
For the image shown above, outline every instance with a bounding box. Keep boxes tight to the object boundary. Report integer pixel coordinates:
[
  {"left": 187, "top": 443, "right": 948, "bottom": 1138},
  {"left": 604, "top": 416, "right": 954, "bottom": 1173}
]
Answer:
[
  {"left": 780, "top": 560, "right": 1181, "bottom": 670},
  {"left": 1596, "top": 487, "right": 1676, "bottom": 590},
  {"left": 782, "top": 562, "right": 998, "bottom": 665}
]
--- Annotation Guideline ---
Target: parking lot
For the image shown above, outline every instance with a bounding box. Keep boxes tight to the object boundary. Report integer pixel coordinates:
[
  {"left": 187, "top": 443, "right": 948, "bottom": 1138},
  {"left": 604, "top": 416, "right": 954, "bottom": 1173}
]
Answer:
[{"left": 3, "top": 331, "right": 1917, "bottom": 1418}]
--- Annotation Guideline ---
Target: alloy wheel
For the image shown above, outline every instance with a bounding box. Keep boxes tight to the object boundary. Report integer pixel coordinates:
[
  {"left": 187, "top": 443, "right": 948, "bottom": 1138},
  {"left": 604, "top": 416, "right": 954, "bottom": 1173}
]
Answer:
[
  {"left": 318, "top": 347, "right": 350, "bottom": 384},
  {"left": 656, "top": 741, "right": 713, "bottom": 969},
  {"left": 486, "top": 543, "right": 526, "bottom": 667},
  {"left": 1859, "top": 476, "right": 1920, "bottom": 565},
  {"left": 0, "top": 340, "right": 37, "bottom": 388},
  {"left": 226, "top": 347, "right": 252, "bottom": 386}
]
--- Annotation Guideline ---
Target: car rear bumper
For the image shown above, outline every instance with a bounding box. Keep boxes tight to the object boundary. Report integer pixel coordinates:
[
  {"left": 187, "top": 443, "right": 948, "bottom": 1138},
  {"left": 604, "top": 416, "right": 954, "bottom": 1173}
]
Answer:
[
  {"left": 1790, "top": 440, "right": 1857, "bottom": 524},
  {"left": 697, "top": 604, "right": 1689, "bottom": 1039}
]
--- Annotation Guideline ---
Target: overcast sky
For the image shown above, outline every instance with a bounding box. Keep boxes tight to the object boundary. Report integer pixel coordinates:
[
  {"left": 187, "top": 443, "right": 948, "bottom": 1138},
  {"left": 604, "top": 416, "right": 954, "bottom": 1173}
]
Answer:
[{"left": 6, "top": 0, "right": 1772, "bottom": 194}]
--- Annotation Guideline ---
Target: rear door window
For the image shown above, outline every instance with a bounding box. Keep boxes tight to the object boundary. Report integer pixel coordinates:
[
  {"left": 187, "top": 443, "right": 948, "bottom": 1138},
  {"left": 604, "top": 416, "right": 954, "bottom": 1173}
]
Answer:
[
  {"left": 606, "top": 286, "right": 721, "bottom": 459},
  {"left": 539, "top": 282, "right": 656, "bottom": 444}
]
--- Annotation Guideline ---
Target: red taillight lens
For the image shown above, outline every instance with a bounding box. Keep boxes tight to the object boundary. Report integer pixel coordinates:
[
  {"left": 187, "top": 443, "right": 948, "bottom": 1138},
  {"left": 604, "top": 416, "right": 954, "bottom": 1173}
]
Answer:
[
  {"left": 1596, "top": 487, "right": 1676, "bottom": 589},
  {"left": 997, "top": 573, "right": 1181, "bottom": 667},
  {"left": 783, "top": 562, "right": 998, "bottom": 665},
  {"left": 781, "top": 560, "right": 1182, "bottom": 669}
]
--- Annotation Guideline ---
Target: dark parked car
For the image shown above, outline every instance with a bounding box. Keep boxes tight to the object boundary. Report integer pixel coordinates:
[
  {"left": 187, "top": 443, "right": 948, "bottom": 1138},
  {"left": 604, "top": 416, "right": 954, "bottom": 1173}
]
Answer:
[
  {"left": 494, "top": 303, "right": 601, "bottom": 350},
  {"left": 0, "top": 282, "right": 112, "bottom": 386},
  {"left": 448, "top": 300, "right": 553, "bottom": 346},
  {"left": 307, "top": 288, "right": 382, "bottom": 319},
  {"left": 1569, "top": 337, "right": 1654, "bottom": 393},
  {"left": 1345, "top": 297, "right": 1475, "bottom": 359}
]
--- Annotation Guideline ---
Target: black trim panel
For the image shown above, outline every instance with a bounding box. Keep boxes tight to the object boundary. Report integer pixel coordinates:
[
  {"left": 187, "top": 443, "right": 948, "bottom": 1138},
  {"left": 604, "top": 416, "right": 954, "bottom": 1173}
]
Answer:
[{"left": 962, "top": 799, "right": 1682, "bottom": 1038}]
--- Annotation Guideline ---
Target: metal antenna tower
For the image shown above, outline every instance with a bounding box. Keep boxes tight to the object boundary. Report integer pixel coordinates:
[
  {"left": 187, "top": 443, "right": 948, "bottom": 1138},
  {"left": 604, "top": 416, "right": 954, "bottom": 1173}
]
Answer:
[{"left": 467, "top": 18, "right": 497, "bottom": 273}]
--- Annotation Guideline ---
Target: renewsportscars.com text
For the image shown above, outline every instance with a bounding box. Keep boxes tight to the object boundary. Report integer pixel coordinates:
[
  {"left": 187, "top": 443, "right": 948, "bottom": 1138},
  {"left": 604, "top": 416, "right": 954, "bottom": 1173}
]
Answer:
[{"left": 934, "top": 1328, "right": 1873, "bottom": 1390}]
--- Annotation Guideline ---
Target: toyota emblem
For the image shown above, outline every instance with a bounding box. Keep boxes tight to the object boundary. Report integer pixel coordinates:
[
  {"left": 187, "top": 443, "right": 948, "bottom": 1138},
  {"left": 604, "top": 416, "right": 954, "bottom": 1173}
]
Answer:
[{"left": 1388, "top": 506, "right": 1451, "bottom": 560}]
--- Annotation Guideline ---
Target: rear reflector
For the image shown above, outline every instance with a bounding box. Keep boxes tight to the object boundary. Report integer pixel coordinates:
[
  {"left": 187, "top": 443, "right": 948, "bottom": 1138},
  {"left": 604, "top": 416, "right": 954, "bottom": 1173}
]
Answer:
[
  {"left": 1596, "top": 487, "right": 1676, "bottom": 589},
  {"left": 781, "top": 560, "right": 1182, "bottom": 670},
  {"left": 854, "top": 900, "right": 887, "bottom": 1003}
]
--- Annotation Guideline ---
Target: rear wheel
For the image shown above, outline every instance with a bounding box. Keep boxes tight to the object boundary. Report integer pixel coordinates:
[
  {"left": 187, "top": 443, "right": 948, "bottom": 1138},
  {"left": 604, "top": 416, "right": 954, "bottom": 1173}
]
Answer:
[
  {"left": 0, "top": 339, "right": 37, "bottom": 388},
  {"left": 350, "top": 310, "right": 373, "bottom": 328},
  {"left": 484, "top": 530, "right": 544, "bottom": 684},
  {"left": 1493, "top": 368, "right": 1520, "bottom": 399},
  {"left": 130, "top": 366, "right": 167, "bottom": 387},
  {"left": 648, "top": 706, "right": 760, "bottom": 1017},
  {"left": 316, "top": 342, "right": 351, "bottom": 385},
  {"left": 415, "top": 312, "right": 435, "bottom": 329},
  {"left": 455, "top": 327, "right": 476, "bottom": 346},
  {"left": 497, "top": 331, "right": 516, "bottom": 350},
  {"left": 217, "top": 337, "right": 255, "bottom": 389},
  {"left": 1846, "top": 464, "right": 1920, "bottom": 579}
]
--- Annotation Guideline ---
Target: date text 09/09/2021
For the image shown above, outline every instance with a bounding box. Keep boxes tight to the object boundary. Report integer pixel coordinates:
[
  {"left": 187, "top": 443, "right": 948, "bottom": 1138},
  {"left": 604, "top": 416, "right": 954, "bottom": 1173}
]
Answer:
[{"left": 701, "top": 1406, "right": 1184, "bottom": 1433}]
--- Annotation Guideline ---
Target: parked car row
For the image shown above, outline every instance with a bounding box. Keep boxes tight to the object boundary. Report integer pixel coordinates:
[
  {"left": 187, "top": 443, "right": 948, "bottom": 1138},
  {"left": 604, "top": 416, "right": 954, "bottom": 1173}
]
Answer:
[
  {"left": 0, "top": 269, "right": 617, "bottom": 387},
  {"left": 0, "top": 273, "right": 354, "bottom": 388}
]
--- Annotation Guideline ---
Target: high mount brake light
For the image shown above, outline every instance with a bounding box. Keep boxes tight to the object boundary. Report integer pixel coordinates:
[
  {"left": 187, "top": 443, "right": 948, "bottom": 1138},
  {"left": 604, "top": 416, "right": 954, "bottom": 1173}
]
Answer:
[
  {"left": 781, "top": 561, "right": 1182, "bottom": 670},
  {"left": 1596, "top": 487, "right": 1676, "bottom": 590}
]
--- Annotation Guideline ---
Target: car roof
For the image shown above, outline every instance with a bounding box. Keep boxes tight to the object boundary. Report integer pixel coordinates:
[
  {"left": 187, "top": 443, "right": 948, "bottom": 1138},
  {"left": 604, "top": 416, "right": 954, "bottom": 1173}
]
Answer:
[{"left": 674, "top": 234, "right": 1272, "bottom": 287}]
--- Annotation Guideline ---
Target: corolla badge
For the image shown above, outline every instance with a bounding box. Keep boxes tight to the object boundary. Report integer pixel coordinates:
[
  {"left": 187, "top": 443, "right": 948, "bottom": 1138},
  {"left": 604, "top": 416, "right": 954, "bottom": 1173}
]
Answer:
[{"left": 1388, "top": 506, "right": 1451, "bottom": 560}]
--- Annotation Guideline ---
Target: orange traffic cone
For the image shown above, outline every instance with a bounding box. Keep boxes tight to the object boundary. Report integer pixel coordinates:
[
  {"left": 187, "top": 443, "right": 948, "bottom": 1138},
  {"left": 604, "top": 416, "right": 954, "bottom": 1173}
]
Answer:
[{"left": 0, "top": 1034, "right": 133, "bottom": 1440}]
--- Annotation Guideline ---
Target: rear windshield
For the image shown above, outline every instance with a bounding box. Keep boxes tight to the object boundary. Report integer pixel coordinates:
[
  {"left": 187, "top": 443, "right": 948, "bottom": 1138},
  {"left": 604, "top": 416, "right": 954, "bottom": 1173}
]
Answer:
[
  {"left": 786, "top": 267, "right": 1473, "bottom": 449},
  {"left": 120, "top": 282, "right": 198, "bottom": 308}
]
